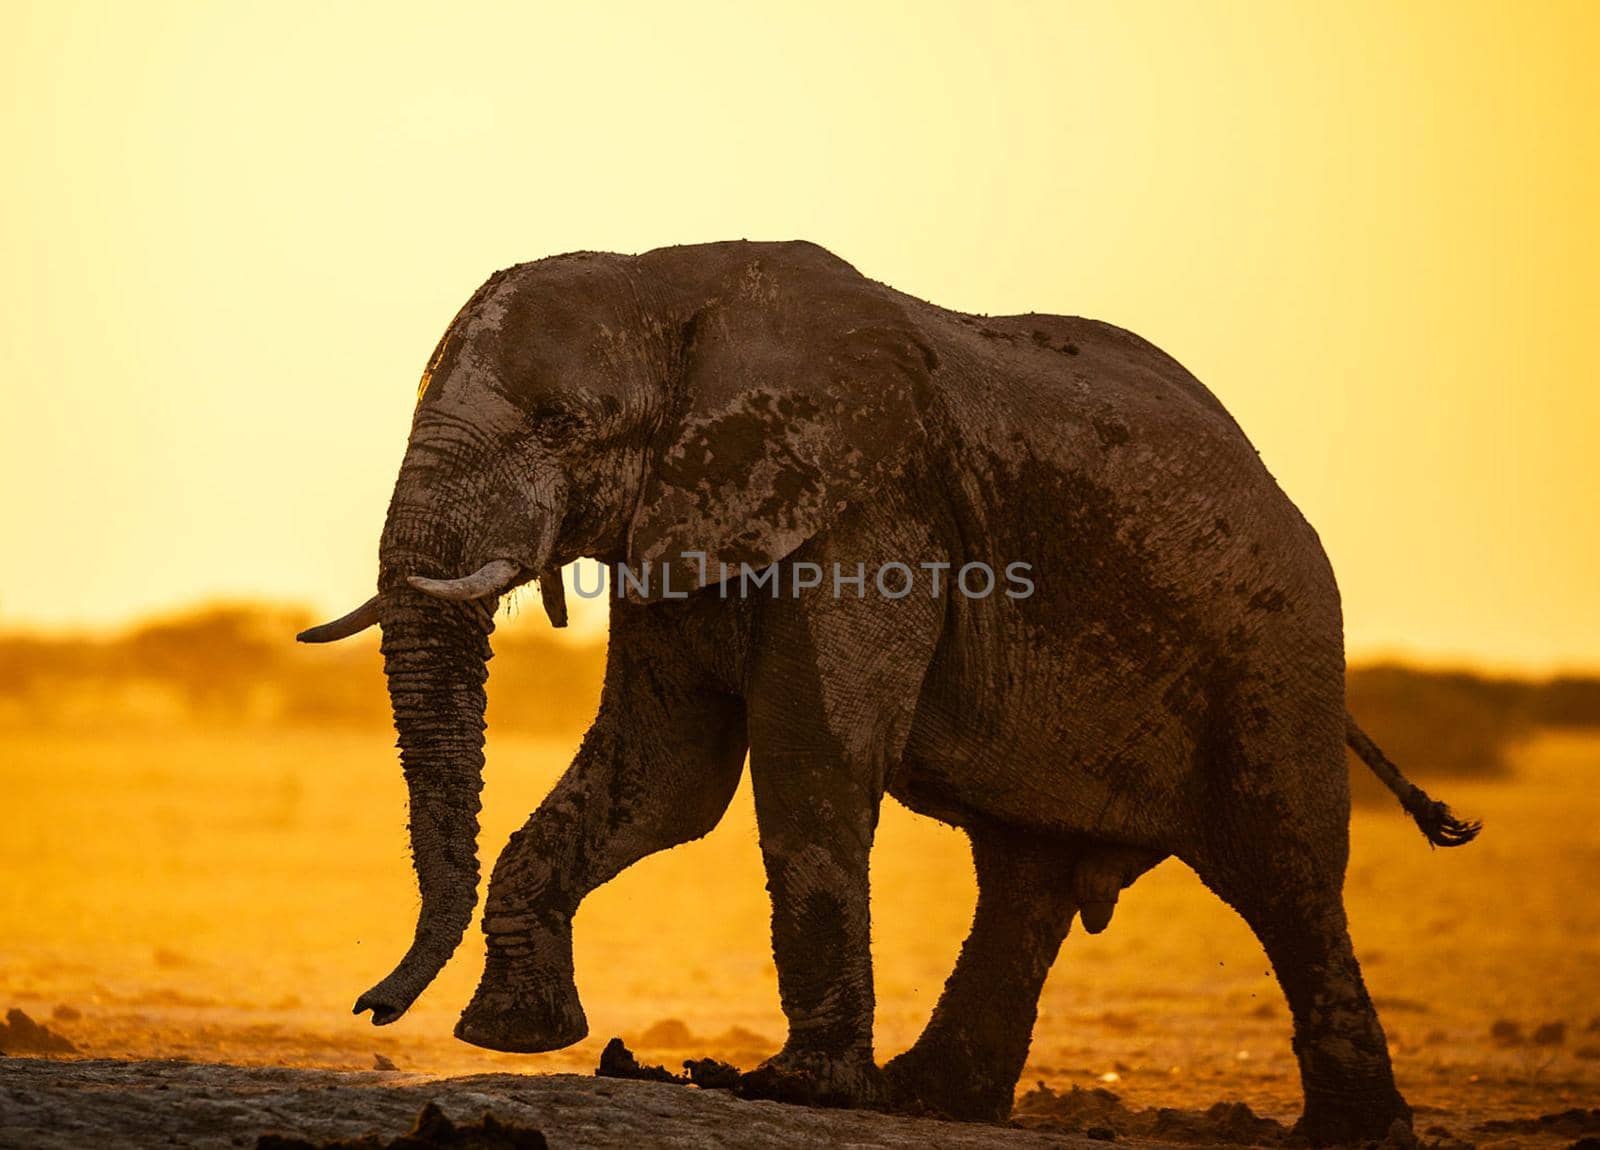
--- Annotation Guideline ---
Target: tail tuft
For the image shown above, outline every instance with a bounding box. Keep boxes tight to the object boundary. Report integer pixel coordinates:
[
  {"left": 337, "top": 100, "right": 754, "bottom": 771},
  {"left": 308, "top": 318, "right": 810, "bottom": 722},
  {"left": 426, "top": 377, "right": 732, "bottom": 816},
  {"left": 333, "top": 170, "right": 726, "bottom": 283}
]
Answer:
[
  {"left": 1346, "top": 712, "right": 1482, "bottom": 848},
  {"left": 1400, "top": 790, "right": 1482, "bottom": 848}
]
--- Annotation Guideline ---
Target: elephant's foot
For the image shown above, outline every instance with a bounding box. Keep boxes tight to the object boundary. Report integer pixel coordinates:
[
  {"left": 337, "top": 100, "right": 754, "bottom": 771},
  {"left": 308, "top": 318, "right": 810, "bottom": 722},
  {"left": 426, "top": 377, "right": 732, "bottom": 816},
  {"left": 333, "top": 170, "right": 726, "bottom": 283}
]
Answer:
[
  {"left": 454, "top": 921, "right": 587, "bottom": 1054},
  {"left": 882, "top": 1037, "right": 1016, "bottom": 1122},
  {"left": 455, "top": 970, "right": 587, "bottom": 1053},
  {"left": 737, "top": 1047, "right": 885, "bottom": 1110},
  {"left": 455, "top": 978, "right": 587, "bottom": 1053},
  {"left": 1295, "top": 1086, "right": 1412, "bottom": 1146}
]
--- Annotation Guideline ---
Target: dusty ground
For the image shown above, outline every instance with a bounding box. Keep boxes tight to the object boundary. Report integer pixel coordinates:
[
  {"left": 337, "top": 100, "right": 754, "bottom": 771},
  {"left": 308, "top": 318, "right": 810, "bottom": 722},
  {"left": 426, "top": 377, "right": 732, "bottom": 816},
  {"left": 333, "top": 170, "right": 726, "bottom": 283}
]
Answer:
[
  {"left": 0, "top": 1058, "right": 1111, "bottom": 1149},
  {"left": 1, "top": 728, "right": 1596, "bottom": 1145},
  {"left": 2, "top": 1055, "right": 1597, "bottom": 1149}
]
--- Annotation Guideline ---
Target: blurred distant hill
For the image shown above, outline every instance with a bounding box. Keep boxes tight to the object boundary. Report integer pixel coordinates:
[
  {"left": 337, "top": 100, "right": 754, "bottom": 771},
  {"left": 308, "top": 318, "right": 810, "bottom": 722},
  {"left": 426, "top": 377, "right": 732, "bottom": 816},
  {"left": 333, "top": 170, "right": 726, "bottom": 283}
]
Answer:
[
  {"left": 1343, "top": 662, "right": 1600, "bottom": 799},
  {"left": 2, "top": 605, "right": 1596, "bottom": 797},
  {"left": 0, "top": 603, "right": 603, "bottom": 737}
]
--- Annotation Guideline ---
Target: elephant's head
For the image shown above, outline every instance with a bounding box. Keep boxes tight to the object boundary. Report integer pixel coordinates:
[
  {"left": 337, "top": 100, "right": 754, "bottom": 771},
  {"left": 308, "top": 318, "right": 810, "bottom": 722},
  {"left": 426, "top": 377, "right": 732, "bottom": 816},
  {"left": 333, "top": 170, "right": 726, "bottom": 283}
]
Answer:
[{"left": 299, "top": 241, "right": 932, "bottom": 1025}]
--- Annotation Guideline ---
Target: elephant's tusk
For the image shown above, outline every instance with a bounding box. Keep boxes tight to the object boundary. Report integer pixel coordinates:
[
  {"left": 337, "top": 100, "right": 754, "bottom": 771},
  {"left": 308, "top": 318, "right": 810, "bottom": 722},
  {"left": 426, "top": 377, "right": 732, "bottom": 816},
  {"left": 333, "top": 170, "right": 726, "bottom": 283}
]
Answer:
[
  {"left": 297, "top": 596, "right": 381, "bottom": 643},
  {"left": 407, "top": 558, "right": 522, "bottom": 602},
  {"left": 538, "top": 566, "right": 569, "bottom": 628}
]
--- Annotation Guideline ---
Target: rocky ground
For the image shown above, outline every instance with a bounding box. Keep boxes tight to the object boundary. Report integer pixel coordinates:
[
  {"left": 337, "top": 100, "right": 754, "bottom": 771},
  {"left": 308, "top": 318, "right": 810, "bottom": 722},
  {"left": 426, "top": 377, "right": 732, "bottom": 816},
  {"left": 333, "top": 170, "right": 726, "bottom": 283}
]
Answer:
[
  {"left": 7, "top": 1055, "right": 1598, "bottom": 1150},
  {"left": 0, "top": 1056, "right": 1131, "bottom": 1149}
]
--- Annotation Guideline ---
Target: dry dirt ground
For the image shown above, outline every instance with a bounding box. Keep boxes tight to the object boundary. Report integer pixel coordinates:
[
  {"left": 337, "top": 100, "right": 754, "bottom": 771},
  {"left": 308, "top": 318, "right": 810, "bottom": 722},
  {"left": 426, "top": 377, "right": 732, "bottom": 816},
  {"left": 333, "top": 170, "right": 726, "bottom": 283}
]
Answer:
[
  {"left": 3, "top": 1055, "right": 1598, "bottom": 1149},
  {"left": 0, "top": 1057, "right": 1206, "bottom": 1150},
  {"left": 1, "top": 730, "right": 1596, "bottom": 1146}
]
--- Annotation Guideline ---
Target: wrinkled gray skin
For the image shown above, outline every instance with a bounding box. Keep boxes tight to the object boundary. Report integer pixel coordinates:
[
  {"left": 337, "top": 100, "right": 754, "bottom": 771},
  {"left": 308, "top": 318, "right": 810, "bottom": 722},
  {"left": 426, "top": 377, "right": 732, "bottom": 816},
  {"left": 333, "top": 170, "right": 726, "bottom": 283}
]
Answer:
[{"left": 313, "top": 241, "right": 1455, "bottom": 1143}]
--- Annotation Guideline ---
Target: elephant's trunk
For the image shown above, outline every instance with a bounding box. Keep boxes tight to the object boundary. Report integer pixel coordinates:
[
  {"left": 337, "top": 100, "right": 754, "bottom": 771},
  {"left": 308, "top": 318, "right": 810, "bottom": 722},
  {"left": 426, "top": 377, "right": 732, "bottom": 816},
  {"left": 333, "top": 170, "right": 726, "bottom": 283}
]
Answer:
[
  {"left": 353, "top": 582, "right": 495, "bottom": 1025},
  {"left": 352, "top": 427, "right": 565, "bottom": 1025},
  {"left": 353, "top": 435, "right": 505, "bottom": 1025}
]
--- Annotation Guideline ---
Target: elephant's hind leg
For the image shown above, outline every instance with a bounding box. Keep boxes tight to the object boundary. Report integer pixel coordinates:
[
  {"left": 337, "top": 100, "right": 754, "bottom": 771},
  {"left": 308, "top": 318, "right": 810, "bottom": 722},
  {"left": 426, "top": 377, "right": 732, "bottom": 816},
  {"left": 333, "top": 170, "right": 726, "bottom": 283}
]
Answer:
[
  {"left": 884, "top": 825, "right": 1079, "bottom": 1120},
  {"left": 1213, "top": 867, "right": 1407, "bottom": 1143},
  {"left": 1187, "top": 745, "right": 1410, "bottom": 1143},
  {"left": 455, "top": 601, "right": 747, "bottom": 1054}
]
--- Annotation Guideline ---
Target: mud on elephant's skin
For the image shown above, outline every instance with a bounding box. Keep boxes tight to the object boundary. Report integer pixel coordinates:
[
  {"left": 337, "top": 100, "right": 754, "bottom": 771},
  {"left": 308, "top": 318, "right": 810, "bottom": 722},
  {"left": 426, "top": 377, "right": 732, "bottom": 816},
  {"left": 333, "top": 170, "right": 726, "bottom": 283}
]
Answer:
[{"left": 300, "top": 240, "right": 1479, "bottom": 1144}]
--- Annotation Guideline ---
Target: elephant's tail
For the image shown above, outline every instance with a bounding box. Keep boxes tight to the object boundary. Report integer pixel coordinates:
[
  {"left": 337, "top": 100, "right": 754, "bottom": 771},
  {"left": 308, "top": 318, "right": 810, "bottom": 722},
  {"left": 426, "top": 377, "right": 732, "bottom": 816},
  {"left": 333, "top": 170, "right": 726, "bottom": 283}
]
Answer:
[{"left": 1345, "top": 713, "right": 1482, "bottom": 847}]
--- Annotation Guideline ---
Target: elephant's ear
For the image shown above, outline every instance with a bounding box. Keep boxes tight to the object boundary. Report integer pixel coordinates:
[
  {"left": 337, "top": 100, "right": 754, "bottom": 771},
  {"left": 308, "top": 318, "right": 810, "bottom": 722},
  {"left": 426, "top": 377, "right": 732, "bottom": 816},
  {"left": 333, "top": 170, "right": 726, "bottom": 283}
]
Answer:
[{"left": 627, "top": 250, "right": 933, "bottom": 600}]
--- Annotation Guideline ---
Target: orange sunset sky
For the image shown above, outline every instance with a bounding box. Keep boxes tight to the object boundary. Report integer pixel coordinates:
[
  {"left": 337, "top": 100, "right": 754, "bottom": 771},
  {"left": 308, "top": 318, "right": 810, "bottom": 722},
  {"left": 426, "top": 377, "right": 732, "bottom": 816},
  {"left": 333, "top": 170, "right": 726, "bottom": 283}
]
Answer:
[{"left": 2, "top": 1, "right": 1597, "bottom": 669}]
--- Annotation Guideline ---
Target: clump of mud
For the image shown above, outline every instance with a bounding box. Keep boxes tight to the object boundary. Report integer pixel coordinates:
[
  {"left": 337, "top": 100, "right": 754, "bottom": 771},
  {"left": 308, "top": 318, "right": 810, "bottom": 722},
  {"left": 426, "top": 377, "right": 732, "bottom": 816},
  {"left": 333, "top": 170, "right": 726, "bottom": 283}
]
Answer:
[
  {"left": 595, "top": 1037, "right": 742, "bottom": 1092},
  {"left": 1149, "top": 1103, "right": 1290, "bottom": 1145},
  {"left": 0, "top": 1008, "right": 78, "bottom": 1054},
  {"left": 596, "top": 1037, "right": 686, "bottom": 1084},
  {"left": 683, "top": 1057, "right": 742, "bottom": 1091},
  {"left": 1010, "top": 1083, "right": 1134, "bottom": 1133},
  {"left": 1010, "top": 1081, "right": 1287, "bottom": 1144},
  {"left": 255, "top": 1102, "right": 546, "bottom": 1149}
]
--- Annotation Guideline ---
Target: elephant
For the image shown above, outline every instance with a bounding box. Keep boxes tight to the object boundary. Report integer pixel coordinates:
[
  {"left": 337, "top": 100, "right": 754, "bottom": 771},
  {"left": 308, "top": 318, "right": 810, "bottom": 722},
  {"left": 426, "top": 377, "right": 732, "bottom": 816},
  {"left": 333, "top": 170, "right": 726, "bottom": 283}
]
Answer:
[{"left": 299, "top": 240, "right": 1478, "bottom": 1143}]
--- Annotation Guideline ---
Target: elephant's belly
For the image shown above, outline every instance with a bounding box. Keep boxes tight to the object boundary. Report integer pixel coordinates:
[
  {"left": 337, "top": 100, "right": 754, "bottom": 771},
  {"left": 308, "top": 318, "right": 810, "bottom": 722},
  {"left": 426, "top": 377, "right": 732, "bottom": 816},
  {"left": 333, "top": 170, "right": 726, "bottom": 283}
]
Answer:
[{"left": 895, "top": 648, "right": 1201, "bottom": 847}]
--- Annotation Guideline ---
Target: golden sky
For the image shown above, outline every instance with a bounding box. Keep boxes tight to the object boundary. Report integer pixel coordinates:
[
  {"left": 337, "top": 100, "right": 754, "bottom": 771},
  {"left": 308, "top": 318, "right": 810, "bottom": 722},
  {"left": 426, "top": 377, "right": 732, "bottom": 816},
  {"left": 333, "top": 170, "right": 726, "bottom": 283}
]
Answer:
[{"left": 2, "top": 1, "right": 1596, "bottom": 669}]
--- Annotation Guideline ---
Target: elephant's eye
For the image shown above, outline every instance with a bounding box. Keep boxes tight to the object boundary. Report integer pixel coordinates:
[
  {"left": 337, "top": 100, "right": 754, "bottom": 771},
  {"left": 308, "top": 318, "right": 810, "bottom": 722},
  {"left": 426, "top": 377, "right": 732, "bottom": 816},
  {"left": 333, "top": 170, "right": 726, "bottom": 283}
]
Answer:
[{"left": 529, "top": 403, "right": 583, "bottom": 440}]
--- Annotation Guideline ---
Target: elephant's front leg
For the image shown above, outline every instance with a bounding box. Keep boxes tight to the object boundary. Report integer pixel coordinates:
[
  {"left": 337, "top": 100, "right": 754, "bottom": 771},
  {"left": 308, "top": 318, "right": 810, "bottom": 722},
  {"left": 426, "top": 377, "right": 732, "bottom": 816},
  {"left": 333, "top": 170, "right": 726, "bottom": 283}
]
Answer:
[
  {"left": 742, "top": 737, "right": 882, "bottom": 1105},
  {"left": 455, "top": 609, "right": 747, "bottom": 1053},
  {"left": 739, "top": 571, "right": 941, "bottom": 1108}
]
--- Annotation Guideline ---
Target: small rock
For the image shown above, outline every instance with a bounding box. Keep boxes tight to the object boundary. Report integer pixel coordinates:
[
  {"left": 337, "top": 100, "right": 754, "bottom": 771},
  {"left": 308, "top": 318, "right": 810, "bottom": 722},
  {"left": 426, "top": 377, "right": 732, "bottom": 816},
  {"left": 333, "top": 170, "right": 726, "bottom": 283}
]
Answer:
[
  {"left": 52, "top": 1004, "right": 82, "bottom": 1023},
  {"left": 1086, "top": 1126, "right": 1117, "bottom": 1141},
  {"left": 372, "top": 1053, "right": 398, "bottom": 1072}
]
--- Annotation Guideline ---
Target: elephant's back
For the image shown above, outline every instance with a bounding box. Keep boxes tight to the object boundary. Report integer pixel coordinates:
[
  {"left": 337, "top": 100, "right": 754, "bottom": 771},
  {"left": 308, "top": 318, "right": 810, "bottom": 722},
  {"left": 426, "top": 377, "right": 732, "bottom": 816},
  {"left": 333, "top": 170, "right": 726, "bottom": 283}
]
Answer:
[
  {"left": 901, "top": 296, "right": 1342, "bottom": 659},
  {"left": 899, "top": 300, "right": 1249, "bottom": 467}
]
